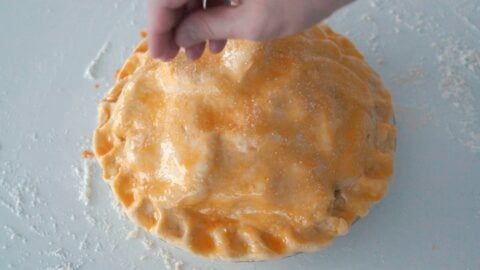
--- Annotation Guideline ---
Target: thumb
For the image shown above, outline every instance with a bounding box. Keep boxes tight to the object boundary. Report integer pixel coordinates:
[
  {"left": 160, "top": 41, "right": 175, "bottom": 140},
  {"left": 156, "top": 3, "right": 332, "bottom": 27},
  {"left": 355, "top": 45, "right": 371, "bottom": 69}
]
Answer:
[{"left": 174, "top": 6, "right": 248, "bottom": 48}]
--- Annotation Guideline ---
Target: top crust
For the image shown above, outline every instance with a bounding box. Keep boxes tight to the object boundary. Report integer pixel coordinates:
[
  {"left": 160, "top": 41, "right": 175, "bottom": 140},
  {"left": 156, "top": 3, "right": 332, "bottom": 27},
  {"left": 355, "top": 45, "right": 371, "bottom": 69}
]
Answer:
[{"left": 94, "top": 24, "right": 396, "bottom": 260}]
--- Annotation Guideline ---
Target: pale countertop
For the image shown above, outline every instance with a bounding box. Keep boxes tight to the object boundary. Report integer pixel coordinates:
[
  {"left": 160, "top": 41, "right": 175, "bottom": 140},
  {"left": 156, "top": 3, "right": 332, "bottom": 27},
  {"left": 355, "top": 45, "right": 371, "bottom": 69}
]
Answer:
[{"left": 0, "top": 0, "right": 479, "bottom": 269}]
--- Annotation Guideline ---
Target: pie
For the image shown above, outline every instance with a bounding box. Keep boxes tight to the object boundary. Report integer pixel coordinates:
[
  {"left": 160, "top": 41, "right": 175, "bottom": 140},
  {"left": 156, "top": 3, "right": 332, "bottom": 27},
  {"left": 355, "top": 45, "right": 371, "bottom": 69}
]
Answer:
[{"left": 93, "top": 24, "right": 396, "bottom": 260}]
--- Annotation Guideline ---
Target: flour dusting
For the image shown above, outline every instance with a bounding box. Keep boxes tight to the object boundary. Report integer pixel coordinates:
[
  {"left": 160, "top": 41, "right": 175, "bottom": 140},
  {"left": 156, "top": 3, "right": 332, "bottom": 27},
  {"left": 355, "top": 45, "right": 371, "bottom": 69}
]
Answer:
[
  {"left": 76, "top": 159, "right": 94, "bottom": 206},
  {"left": 435, "top": 41, "right": 480, "bottom": 152},
  {"left": 126, "top": 227, "right": 140, "bottom": 240},
  {"left": 45, "top": 263, "right": 76, "bottom": 270},
  {"left": 141, "top": 237, "right": 155, "bottom": 250},
  {"left": 358, "top": 0, "right": 480, "bottom": 153},
  {"left": 158, "top": 249, "right": 184, "bottom": 270},
  {"left": 84, "top": 41, "right": 111, "bottom": 81},
  {"left": 3, "top": 225, "right": 27, "bottom": 243}
]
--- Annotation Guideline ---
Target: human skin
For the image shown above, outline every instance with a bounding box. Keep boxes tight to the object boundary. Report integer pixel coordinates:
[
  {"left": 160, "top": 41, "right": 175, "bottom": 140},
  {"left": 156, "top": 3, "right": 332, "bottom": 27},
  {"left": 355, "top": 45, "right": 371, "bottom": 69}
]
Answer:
[{"left": 148, "top": 0, "right": 354, "bottom": 60}]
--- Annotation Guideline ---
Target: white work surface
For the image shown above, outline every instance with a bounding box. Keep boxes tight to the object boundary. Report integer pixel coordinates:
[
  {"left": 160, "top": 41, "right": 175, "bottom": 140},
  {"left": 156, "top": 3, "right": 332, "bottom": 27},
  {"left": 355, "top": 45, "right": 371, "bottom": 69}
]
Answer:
[{"left": 1, "top": 0, "right": 479, "bottom": 269}]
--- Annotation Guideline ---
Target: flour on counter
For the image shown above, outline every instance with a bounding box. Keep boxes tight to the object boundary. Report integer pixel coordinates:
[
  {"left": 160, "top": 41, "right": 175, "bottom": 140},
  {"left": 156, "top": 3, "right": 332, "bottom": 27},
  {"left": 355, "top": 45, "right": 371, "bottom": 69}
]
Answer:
[
  {"left": 126, "top": 227, "right": 140, "bottom": 240},
  {"left": 121, "top": 220, "right": 189, "bottom": 269},
  {"left": 435, "top": 41, "right": 480, "bottom": 152},
  {"left": 392, "top": 68, "right": 426, "bottom": 85},
  {"left": 29, "top": 224, "right": 47, "bottom": 237},
  {"left": 82, "top": 210, "right": 97, "bottom": 225},
  {"left": 78, "top": 231, "right": 90, "bottom": 251},
  {"left": 0, "top": 198, "right": 15, "bottom": 215},
  {"left": 158, "top": 249, "right": 184, "bottom": 270},
  {"left": 84, "top": 41, "right": 111, "bottom": 81},
  {"left": 43, "top": 248, "right": 78, "bottom": 270},
  {"left": 0, "top": 172, "right": 44, "bottom": 221},
  {"left": 44, "top": 248, "right": 67, "bottom": 260},
  {"left": 363, "top": 0, "right": 480, "bottom": 153},
  {"left": 141, "top": 237, "right": 155, "bottom": 251},
  {"left": 45, "top": 262, "right": 76, "bottom": 270},
  {"left": 75, "top": 159, "right": 94, "bottom": 206},
  {"left": 3, "top": 225, "right": 27, "bottom": 243}
]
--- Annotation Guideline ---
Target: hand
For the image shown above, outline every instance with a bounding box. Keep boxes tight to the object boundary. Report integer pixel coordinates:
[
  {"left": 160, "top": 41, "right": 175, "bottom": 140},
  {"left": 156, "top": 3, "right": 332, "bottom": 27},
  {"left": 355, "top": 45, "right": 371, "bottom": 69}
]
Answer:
[{"left": 148, "top": 0, "right": 353, "bottom": 61}]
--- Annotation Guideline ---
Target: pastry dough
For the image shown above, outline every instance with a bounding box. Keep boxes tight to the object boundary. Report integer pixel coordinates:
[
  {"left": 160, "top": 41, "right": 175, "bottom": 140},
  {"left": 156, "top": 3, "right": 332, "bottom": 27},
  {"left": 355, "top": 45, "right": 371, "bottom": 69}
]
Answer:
[{"left": 94, "top": 24, "right": 396, "bottom": 260}]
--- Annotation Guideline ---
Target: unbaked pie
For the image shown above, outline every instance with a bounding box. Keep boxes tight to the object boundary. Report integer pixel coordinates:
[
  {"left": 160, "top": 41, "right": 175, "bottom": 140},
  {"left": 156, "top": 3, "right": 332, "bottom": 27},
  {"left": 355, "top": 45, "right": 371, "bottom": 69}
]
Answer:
[{"left": 94, "top": 24, "right": 396, "bottom": 260}]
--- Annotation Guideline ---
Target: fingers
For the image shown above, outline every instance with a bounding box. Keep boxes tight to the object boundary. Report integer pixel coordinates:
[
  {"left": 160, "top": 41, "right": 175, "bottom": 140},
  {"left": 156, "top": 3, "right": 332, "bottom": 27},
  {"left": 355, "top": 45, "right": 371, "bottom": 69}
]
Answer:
[
  {"left": 183, "top": 40, "right": 225, "bottom": 61},
  {"left": 209, "top": 39, "right": 227, "bottom": 53},
  {"left": 149, "top": 0, "right": 353, "bottom": 61},
  {"left": 326, "top": 0, "right": 354, "bottom": 13},
  {"left": 175, "top": 1, "right": 281, "bottom": 49},
  {"left": 149, "top": 32, "right": 180, "bottom": 60},
  {"left": 175, "top": 6, "right": 247, "bottom": 49},
  {"left": 148, "top": 0, "right": 189, "bottom": 60},
  {"left": 149, "top": 0, "right": 225, "bottom": 60},
  {"left": 185, "top": 42, "right": 206, "bottom": 60}
]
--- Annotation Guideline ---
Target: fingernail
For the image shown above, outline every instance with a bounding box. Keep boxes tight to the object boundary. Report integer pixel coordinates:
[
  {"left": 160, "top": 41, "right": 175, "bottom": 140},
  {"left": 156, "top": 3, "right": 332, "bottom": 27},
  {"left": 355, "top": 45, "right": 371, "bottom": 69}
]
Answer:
[
  {"left": 209, "top": 44, "right": 221, "bottom": 53},
  {"left": 186, "top": 46, "right": 204, "bottom": 60},
  {"left": 209, "top": 41, "right": 226, "bottom": 54},
  {"left": 229, "top": 0, "right": 241, "bottom": 6},
  {"left": 157, "top": 50, "right": 179, "bottom": 62}
]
